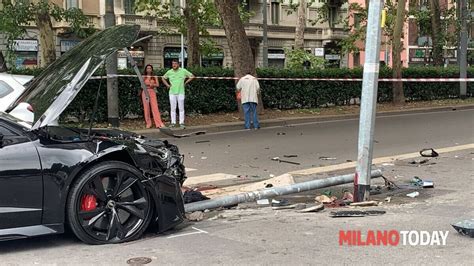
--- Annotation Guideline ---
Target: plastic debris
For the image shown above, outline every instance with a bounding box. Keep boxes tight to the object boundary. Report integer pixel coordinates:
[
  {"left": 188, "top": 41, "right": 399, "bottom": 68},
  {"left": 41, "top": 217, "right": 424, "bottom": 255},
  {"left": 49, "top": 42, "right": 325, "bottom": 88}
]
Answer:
[
  {"left": 257, "top": 199, "right": 270, "bottom": 205},
  {"left": 385, "top": 197, "right": 392, "bottom": 203},
  {"left": 315, "top": 195, "right": 336, "bottom": 204},
  {"left": 420, "top": 148, "right": 439, "bottom": 157},
  {"left": 183, "top": 190, "right": 210, "bottom": 204},
  {"left": 283, "top": 154, "right": 298, "bottom": 158},
  {"left": 319, "top": 156, "right": 337, "bottom": 160},
  {"left": 271, "top": 157, "right": 301, "bottom": 165},
  {"left": 410, "top": 159, "right": 430, "bottom": 165},
  {"left": 406, "top": 191, "right": 420, "bottom": 198},
  {"left": 186, "top": 211, "right": 204, "bottom": 221},
  {"left": 451, "top": 219, "right": 474, "bottom": 238},
  {"left": 277, "top": 132, "right": 286, "bottom": 136},
  {"left": 195, "top": 140, "right": 211, "bottom": 144},
  {"left": 272, "top": 203, "right": 306, "bottom": 210},
  {"left": 271, "top": 199, "right": 290, "bottom": 207}
]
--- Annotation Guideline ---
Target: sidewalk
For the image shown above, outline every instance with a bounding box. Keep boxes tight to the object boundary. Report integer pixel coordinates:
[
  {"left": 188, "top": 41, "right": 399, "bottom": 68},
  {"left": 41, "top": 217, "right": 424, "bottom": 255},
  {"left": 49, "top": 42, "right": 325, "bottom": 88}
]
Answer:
[{"left": 135, "top": 103, "right": 474, "bottom": 136}]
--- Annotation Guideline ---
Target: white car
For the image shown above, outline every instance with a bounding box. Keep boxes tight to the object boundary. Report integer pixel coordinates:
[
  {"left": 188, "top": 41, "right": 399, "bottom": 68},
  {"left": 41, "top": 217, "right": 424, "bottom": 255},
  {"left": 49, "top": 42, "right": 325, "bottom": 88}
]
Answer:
[{"left": 0, "top": 72, "right": 34, "bottom": 127}]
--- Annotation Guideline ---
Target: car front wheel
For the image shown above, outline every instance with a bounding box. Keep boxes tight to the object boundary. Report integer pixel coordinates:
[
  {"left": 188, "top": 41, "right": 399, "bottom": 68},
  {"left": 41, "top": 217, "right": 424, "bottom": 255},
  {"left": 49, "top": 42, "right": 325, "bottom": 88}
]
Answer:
[{"left": 67, "top": 161, "right": 153, "bottom": 245}]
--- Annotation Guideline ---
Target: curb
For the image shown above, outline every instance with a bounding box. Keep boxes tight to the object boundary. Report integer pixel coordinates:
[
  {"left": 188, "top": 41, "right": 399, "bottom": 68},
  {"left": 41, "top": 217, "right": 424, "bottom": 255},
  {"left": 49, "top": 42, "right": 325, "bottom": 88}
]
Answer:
[{"left": 134, "top": 104, "right": 474, "bottom": 136}]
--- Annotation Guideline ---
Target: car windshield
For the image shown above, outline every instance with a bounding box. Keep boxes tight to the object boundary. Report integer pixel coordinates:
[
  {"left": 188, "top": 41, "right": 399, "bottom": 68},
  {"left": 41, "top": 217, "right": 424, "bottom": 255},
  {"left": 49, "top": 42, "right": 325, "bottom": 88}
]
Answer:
[{"left": 0, "top": 111, "right": 30, "bottom": 131}]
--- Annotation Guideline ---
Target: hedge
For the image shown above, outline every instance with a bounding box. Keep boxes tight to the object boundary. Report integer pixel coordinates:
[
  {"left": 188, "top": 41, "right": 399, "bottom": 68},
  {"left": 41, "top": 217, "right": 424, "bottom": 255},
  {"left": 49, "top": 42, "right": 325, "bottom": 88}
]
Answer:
[{"left": 9, "top": 67, "right": 474, "bottom": 122}]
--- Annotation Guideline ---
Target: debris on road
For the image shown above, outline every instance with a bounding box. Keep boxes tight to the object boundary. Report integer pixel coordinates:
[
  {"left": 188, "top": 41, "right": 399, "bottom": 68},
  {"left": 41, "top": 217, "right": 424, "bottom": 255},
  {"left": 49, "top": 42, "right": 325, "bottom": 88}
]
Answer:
[
  {"left": 265, "top": 183, "right": 273, "bottom": 188},
  {"left": 277, "top": 132, "right": 286, "bottom": 136},
  {"left": 452, "top": 219, "right": 474, "bottom": 238},
  {"left": 272, "top": 157, "right": 301, "bottom": 165},
  {"left": 257, "top": 199, "right": 270, "bottom": 205},
  {"left": 283, "top": 154, "right": 298, "bottom": 158},
  {"left": 406, "top": 191, "right": 420, "bottom": 198},
  {"left": 201, "top": 157, "right": 208, "bottom": 160},
  {"left": 411, "top": 176, "right": 434, "bottom": 188},
  {"left": 315, "top": 195, "right": 336, "bottom": 204},
  {"left": 350, "top": 201, "right": 379, "bottom": 207},
  {"left": 385, "top": 197, "right": 392, "bottom": 203},
  {"left": 330, "top": 210, "right": 386, "bottom": 218},
  {"left": 319, "top": 156, "right": 337, "bottom": 160},
  {"left": 183, "top": 190, "right": 210, "bottom": 204},
  {"left": 186, "top": 211, "right": 205, "bottom": 221},
  {"left": 195, "top": 140, "right": 211, "bottom": 144},
  {"left": 420, "top": 148, "right": 439, "bottom": 157},
  {"left": 410, "top": 158, "right": 430, "bottom": 165},
  {"left": 159, "top": 127, "right": 206, "bottom": 138},
  {"left": 298, "top": 203, "right": 324, "bottom": 213},
  {"left": 272, "top": 203, "right": 306, "bottom": 210},
  {"left": 271, "top": 199, "right": 290, "bottom": 207}
]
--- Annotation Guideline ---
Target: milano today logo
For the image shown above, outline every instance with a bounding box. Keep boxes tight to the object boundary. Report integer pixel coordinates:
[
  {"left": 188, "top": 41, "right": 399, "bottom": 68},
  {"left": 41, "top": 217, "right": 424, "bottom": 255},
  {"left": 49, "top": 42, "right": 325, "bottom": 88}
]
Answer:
[{"left": 339, "top": 230, "right": 449, "bottom": 246}]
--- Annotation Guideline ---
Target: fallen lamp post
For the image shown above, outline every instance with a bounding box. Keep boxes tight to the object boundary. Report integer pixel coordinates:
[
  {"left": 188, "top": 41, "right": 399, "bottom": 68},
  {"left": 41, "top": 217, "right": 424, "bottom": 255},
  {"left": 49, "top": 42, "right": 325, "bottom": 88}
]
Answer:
[{"left": 184, "top": 169, "right": 383, "bottom": 213}]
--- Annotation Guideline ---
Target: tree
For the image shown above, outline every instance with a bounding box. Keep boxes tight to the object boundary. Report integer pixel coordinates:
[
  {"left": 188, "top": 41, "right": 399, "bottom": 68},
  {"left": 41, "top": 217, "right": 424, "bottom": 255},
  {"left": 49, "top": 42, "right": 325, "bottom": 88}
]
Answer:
[
  {"left": 428, "top": 0, "right": 443, "bottom": 65},
  {"left": 215, "top": 0, "right": 254, "bottom": 77},
  {"left": 295, "top": 0, "right": 307, "bottom": 50},
  {"left": 0, "top": 0, "right": 94, "bottom": 68},
  {"left": 392, "top": 0, "right": 406, "bottom": 105},
  {"left": 136, "top": 0, "right": 226, "bottom": 67}
]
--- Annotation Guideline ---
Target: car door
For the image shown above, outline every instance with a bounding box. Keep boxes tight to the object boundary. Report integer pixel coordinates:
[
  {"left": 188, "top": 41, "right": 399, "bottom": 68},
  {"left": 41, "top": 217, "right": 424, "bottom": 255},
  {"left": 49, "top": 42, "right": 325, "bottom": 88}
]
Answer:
[{"left": 0, "top": 121, "right": 43, "bottom": 229}]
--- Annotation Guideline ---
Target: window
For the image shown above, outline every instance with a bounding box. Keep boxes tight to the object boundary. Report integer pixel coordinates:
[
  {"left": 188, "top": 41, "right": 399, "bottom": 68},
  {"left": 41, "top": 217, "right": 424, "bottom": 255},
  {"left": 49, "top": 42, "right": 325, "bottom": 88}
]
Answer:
[
  {"left": 164, "top": 47, "right": 187, "bottom": 68},
  {"left": 354, "top": 13, "right": 362, "bottom": 29},
  {"left": 124, "top": 0, "right": 135, "bottom": 14},
  {"left": 66, "top": 0, "right": 78, "bottom": 9},
  {"left": 0, "top": 81, "right": 14, "bottom": 99},
  {"left": 170, "top": 0, "right": 181, "bottom": 16},
  {"left": 241, "top": 0, "right": 250, "bottom": 12},
  {"left": 353, "top": 52, "right": 360, "bottom": 67},
  {"left": 201, "top": 50, "right": 224, "bottom": 67},
  {"left": 268, "top": 49, "right": 285, "bottom": 68},
  {"left": 271, "top": 1, "right": 280, "bottom": 25}
]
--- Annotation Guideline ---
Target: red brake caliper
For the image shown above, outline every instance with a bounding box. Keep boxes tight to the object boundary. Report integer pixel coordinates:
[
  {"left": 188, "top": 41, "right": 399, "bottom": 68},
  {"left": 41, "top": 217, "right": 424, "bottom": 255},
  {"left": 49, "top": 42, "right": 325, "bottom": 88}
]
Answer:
[{"left": 81, "top": 194, "right": 97, "bottom": 212}]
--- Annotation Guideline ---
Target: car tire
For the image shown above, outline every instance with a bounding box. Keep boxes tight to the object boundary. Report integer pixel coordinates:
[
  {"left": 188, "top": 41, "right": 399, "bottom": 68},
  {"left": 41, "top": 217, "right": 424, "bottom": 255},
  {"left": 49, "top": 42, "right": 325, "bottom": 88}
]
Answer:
[{"left": 67, "top": 161, "right": 153, "bottom": 245}]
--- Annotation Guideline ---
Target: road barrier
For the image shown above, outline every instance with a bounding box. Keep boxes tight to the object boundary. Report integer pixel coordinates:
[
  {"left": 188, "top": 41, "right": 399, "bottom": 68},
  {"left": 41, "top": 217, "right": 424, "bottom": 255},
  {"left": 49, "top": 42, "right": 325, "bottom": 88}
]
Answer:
[{"left": 90, "top": 74, "right": 474, "bottom": 82}]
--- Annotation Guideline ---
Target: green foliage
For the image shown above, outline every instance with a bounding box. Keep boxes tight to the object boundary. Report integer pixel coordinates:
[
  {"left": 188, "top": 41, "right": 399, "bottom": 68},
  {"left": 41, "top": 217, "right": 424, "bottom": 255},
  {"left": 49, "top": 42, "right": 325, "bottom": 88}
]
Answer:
[
  {"left": 0, "top": 0, "right": 95, "bottom": 67},
  {"left": 11, "top": 67, "right": 473, "bottom": 122},
  {"left": 284, "top": 49, "right": 326, "bottom": 70}
]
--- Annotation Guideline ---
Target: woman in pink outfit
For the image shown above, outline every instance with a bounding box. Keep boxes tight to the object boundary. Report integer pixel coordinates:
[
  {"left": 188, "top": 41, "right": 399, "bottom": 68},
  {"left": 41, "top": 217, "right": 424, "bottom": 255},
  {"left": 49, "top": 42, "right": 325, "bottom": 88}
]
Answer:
[{"left": 141, "top": 64, "right": 165, "bottom": 128}]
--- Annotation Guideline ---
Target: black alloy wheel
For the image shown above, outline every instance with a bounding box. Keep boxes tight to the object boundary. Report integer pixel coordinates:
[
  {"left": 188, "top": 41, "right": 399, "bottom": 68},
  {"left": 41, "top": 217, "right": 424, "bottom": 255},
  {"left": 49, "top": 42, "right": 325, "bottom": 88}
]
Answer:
[{"left": 67, "top": 161, "right": 153, "bottom": 244}]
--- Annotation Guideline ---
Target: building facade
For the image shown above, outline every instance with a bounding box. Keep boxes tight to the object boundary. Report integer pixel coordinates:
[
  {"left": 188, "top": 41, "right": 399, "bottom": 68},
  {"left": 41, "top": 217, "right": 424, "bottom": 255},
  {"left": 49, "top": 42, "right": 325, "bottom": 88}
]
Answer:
[
  {"left": 347, "top": 0, "right": 473, "bottom": 68},
  {"left": 1, "top": 0, "right": 349, "bottom": 70}
]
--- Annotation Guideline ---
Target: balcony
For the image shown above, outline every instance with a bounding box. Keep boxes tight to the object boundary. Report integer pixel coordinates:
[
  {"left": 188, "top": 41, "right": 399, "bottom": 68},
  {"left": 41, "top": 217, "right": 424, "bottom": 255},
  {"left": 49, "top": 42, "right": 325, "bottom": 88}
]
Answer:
[
  {"left": 117, "top": 14, "right": 158, "bottom": 32},
  {"left": 53, "top": 15, "right": 102, "bottom": 30}
]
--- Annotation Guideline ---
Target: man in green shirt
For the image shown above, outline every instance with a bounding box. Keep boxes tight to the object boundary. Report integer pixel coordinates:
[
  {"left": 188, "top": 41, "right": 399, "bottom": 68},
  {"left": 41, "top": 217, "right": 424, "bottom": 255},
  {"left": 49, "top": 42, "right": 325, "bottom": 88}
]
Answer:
[{"left": 162, "top": 59, "right": 195, "bottom": 128}]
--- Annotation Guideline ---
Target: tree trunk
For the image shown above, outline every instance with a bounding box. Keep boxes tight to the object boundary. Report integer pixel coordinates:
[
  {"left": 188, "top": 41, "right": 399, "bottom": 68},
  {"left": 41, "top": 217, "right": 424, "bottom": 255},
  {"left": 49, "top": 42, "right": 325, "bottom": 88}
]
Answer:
[
  {"left": 36, "top": 6, "right": 56, "bottom": 67},
  {"left": 429, "top": 0, "right": 443, "bottom": 66},
  {"left": 392, "top": 0, "right": 406, "bottom": 105},
  {"left": 0, "top": 51, "right": 7, "bottom": 72},
  {"left": 184, "top": 0, "right": 200, "bottom": 67},
  {"left": 215, "top": 0, "right": 255, "bottom": 77},
  {"left": 294, "top": 0, "right": 306, "bottom": 50},
  {"left": 215, "top": 0, "right": 257, "bottom": 118}
]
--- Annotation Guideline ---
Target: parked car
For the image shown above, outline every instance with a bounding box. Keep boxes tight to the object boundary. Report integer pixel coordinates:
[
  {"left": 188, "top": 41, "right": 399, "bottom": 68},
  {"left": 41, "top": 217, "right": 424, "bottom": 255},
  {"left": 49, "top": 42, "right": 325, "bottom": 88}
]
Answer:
[
  {"left": 0, "top": 73, "right": 34, "bottom": 126},
  {"left": 0, "top": 25, "right": 187, "bottom": 245}
]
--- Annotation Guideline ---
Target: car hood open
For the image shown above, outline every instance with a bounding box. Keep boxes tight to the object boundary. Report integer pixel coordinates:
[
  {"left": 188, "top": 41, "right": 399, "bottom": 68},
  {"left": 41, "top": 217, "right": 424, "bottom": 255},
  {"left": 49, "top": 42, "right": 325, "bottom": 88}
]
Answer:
[{"left": 7, "top": 25, "right": 140, "bottom": 130}]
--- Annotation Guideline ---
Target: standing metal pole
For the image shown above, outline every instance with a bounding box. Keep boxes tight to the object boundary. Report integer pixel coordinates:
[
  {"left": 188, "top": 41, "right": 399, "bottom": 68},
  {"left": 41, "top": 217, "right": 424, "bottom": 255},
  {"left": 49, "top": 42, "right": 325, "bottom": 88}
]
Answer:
[
  {"left": 354, "top": 0, "right": 384, "bottom": 202},
  {"left": 180, "top": 0, "right": 185, "bottom": 68},
  {"left": 105, "top": 0, "right": 119, "bottom": 128},
  {"left": 262, "top": 0, "right": 268, "bottom": 67},
  {"left": 459, "top": 0, "right": 468, "bottom": 98}
]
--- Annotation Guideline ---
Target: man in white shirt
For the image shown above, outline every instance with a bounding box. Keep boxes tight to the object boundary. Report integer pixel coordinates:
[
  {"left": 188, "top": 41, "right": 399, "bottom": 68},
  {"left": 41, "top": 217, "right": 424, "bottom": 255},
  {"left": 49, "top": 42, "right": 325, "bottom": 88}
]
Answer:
[{"left": 236, "top": 73, "right": 260, "bottom": 129}]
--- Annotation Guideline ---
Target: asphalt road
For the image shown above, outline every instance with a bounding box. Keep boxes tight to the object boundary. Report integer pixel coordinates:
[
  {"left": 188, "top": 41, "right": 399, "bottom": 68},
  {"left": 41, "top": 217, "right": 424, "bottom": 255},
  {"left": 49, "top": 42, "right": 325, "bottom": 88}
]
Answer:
[
  {"left": 0, "top": 149, "right": 472, "bottom": 265},
  {"left": 147, "top": 109, "right": 474, "bottom": 178}
]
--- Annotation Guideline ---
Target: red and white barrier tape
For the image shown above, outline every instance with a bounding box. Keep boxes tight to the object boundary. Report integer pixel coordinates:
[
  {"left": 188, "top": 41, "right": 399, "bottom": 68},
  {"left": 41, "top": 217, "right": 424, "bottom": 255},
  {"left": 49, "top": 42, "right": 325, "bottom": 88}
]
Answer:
[{"left": 90, "top": 74, "right": 474, "bottom": 82}]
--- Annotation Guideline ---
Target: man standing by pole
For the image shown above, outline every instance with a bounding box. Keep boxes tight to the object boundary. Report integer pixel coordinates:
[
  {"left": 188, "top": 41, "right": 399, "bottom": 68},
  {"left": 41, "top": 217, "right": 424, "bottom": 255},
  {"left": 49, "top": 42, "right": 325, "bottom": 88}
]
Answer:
[
  {"left": 162, "top": 59, "right": 195, "bottom": 129},
  {"left": 236, "top": 72, "right": 261, "bottom": 130},
  {"left": 354, "top": 0, "right": 384, "bottom": 202}
]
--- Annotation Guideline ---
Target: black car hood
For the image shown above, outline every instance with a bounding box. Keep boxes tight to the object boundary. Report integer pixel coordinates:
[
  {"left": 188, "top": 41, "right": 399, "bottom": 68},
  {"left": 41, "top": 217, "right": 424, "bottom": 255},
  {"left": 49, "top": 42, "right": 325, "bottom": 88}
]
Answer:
[{"left": 7, "top": 25, "right": 140, "bottom": 130}]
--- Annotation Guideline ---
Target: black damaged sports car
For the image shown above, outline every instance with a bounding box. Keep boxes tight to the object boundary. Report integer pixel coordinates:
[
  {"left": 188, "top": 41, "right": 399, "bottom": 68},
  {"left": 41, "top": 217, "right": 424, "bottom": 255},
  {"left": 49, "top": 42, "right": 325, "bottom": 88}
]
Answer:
[{"left": 0, "top": 25, "right": 186, "bottom": 244}]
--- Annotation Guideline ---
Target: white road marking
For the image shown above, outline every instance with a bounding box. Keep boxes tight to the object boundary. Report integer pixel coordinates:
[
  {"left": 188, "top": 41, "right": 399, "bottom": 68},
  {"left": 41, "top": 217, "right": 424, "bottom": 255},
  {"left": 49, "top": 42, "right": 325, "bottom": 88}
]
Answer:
[{"left": 166, "top": 227, "right": 209, "bottom": 239}]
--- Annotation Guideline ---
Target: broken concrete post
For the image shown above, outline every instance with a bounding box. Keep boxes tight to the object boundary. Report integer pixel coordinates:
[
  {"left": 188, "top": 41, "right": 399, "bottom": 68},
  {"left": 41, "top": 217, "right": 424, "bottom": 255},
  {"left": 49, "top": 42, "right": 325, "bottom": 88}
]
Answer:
[{"left": 184, "top": 170, "right": 383, "bottom": 212}]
